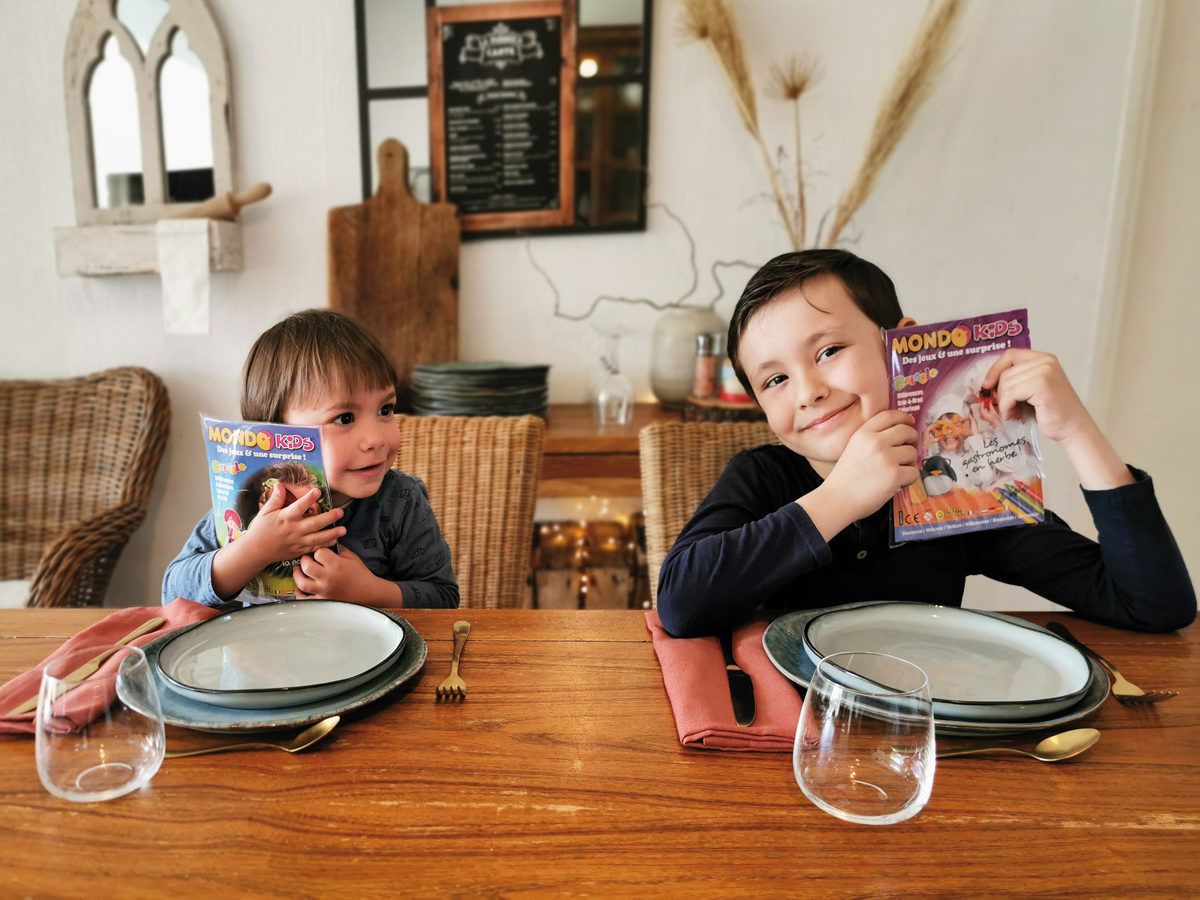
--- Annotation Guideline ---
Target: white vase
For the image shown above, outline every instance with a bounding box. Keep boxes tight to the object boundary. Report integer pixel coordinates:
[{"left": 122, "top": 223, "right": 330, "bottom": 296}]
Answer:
[{"left": 650, "top": 307, "right": 725, "bottom": 408}]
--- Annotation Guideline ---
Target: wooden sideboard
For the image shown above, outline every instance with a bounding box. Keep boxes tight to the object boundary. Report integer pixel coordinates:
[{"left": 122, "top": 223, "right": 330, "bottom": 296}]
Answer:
[{"left": 539, "top": 403, "right": 680, "bottom": 497}]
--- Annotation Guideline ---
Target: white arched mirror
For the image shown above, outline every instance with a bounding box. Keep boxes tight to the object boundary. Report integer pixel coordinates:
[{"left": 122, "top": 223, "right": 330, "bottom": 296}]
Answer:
[
  {"left": 65, "top": 0, "right": 232, "bottom": 225},
  {"left": 56, "top": 0, "right": 241, "bottom": 275}
]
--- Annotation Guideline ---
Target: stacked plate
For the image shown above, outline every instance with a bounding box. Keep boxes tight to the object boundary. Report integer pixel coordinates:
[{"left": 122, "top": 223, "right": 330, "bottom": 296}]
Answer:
[
  {"left": 763, "top": 601, "right": 1108, "bottom": 735},
  {"left": 410, "top": 361, "right": 550, "bottom": 417},
  {"left": 137, "top": 600, "right": 427, "bottom": 732}
]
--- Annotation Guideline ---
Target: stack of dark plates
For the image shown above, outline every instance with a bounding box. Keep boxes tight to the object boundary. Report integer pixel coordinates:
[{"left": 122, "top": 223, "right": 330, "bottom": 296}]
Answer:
[{"left": 410, "top": 361, "right": 550, "bottom": 417}]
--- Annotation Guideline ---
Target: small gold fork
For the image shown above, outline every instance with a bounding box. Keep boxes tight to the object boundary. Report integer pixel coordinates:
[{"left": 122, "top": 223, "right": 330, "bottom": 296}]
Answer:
[
  {"left": 1047, "top": 622, "right": 1178, "bottom": 706},
  {"left": 435, "top": 620, "right": 471, "bottom": 701}
]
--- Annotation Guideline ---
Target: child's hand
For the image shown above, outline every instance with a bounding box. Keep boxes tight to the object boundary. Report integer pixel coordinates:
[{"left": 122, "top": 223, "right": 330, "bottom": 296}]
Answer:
[
  {"left": 801, "top": 410, "right": 918, "bottom": 539},
  {"left": 292, "top": 546, "right": 401, "bottom": 606},
  {"left": 210, "top": 485, "right": 345, "bottom": 600},
  {"left": 981, "top": 348, "right": 1133, "bottom": 490},
  {"left": 981, "top": 349, "right": 1091, "bottom": 442},
  {"left": 245, "top": 485, "right": 345, "bottom": 564}
]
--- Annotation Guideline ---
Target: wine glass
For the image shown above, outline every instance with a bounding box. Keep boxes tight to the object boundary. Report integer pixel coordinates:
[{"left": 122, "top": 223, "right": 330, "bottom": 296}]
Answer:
[
  {"left": 35, "top": 644, "right": 165, "bottom": 802},
  {"left": 794, "top": 651, "right": 936, "bottom": 825}
]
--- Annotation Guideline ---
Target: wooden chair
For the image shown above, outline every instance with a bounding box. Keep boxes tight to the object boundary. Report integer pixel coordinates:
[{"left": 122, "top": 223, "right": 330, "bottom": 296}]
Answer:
[
  {"left": 0, "top": 367, "right": 170, "bottom": 607},
  {"left": 394, "top": 415, "right": 544, "bottom": 608},
  {"left": 639, "top": 420, "right": 777, "bottom": 604}
]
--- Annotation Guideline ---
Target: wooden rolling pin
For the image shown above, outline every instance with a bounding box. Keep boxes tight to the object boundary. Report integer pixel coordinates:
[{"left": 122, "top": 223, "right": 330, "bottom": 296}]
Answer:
[{"left": 171, "top": 182, "right": 272, "bottom": 220}]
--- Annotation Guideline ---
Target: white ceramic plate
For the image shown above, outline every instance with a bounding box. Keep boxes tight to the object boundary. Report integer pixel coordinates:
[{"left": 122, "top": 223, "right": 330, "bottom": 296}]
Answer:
[
  {"left": 801, "top": 602, "right": 1091, "bottom": 720},
  {"left": 139, "top": 609, "right": 426, "bottom": 732},
  {"left": 763, "top": 603, "right": 1109, "bottom": 735},
  {"left": 155, "top": 600, "right": 405, "bottom": 709}
]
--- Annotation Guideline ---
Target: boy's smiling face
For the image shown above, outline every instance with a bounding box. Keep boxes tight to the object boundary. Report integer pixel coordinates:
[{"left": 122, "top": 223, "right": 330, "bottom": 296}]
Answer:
[
  {"left": 283, "top": 381, "right": 402, "bottom": 506},
  {"left": 738, "top": 273, "right": 910, "bottom": 478}
]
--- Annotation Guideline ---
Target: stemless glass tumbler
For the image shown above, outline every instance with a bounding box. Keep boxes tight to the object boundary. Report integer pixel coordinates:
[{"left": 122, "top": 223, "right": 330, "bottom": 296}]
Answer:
[
  {"left": 35, "top": 644, "right": 165, "bottom": 803},
  {"left": 794, "top": 651, "right": 936, "bottom": 825}
]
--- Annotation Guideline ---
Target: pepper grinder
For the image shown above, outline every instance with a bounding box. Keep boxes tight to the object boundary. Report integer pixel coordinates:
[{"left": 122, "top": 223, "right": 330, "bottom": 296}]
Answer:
[{"left": 693, "top": 332, "right": 720, "bottom": 399}]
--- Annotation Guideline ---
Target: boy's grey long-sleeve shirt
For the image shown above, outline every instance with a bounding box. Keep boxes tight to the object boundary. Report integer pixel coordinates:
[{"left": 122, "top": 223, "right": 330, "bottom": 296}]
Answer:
[
  {"left": 163, "top": 470, "right": 459, "bottom": 608},
  {"left": 656, "top": 445, "right": 1195, "bottom": 638}
]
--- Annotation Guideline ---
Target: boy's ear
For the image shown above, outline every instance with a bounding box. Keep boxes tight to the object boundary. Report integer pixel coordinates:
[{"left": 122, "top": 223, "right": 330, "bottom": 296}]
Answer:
[{"left": 898, "top": 316, "right": 917, "bottom": 328}]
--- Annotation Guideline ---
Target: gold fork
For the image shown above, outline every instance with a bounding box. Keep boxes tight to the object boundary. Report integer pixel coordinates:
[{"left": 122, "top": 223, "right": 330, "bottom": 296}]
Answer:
[
  {"left": 435, "top": 620, "right": 471, "bottom": 701},
  {"left": 1047, "top": 622, "right": 1178, "bottom": 706}
]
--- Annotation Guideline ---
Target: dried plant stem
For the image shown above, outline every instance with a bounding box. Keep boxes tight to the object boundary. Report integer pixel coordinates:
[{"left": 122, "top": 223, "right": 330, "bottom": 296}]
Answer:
[
  {"left": 707, "top": 46, "right": 800, "bottom": 250},
  {"left": 792, "top": 100, "right": 807, "bottom": 248},
  {"left": 826, "top": 0, "right": 963, "bottom": 248},
  {"left": 683, "top": 0, "right": 800, "bottom": 250},
  {"left": 753, "top": 126, "right": 800, "bottom": 250}
]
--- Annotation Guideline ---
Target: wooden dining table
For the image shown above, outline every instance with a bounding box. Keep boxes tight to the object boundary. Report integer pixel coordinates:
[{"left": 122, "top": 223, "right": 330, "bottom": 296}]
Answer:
[{"left": 0, "top": 607, "right": 1196, "bottom": 897}]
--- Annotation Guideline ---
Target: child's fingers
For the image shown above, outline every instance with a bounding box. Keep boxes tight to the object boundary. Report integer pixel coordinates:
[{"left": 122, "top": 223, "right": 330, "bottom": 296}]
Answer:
[
  {"left": 284, "top": 488, "right": 323, "bottom": 515},
  {"left": 258, "top": 482, "right": 287, "bottom": 513},
  {"left": 307, "top": 525, "right": 346, "bottom": 548},
  {"left": 864, "top": 409, "right": 915, "bottom": 439},
  {"left": 332, "top": 545, "right": 359, "bottom": 564},
  {"left": 288, "top": 505, "right": 343, "bottom": 533},
  {"left": 981, "top": 349, "right": 1017, "bottom": 390},
  {"left": 292, "top": 563, "right": 326, "bottom": 601},
  {"left": 880, "top": 420, "right": 919, "bottom": 449}
]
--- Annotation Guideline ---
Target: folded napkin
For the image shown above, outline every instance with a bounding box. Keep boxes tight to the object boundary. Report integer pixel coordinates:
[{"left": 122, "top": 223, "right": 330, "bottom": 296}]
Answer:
[
  {"left": 646, "top": 611, "right": 804, "bottom": 751},
  {"left": 0, "top": 598, "right": 221, "bottom": 735}
]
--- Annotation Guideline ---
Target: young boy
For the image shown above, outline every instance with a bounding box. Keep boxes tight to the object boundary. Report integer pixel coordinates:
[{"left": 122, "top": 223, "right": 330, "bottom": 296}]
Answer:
[
  {"left": 163, "top": 309, "right": 460, "bottom": 609},
  {"left": 655, "top": 250, "right": 1195, "bottom": 637}
]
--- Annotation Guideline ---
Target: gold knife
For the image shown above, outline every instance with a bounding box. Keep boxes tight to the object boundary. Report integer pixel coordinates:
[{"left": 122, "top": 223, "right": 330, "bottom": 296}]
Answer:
[{"left": 5, "top": 616, "right": 167, "bottom": 717}]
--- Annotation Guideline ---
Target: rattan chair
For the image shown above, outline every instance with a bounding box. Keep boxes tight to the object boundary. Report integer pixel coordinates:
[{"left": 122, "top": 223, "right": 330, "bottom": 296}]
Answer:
[
  {"left": 639, "top": 420, "right": 777, "bottom": 604},
  {"left": 0, "top": 367, "right": 170, "bottom": 607},
  {"left": 394, "top": 414, "right": 544, "bottom": 609}
]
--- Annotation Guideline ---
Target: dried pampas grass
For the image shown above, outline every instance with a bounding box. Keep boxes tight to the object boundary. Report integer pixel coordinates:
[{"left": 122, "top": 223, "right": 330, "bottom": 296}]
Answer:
[
  {"left": 680, "top": 0, "right": 963, "bottom": 250},
  {"left": 825, "top": 0, "right": 964, "bottom": 247},
  {"left": 680, "top": 0, "right": 798, "bottom": 249},
  {"left": 768, "top": 56, "right": 821, "bottom": 249}
]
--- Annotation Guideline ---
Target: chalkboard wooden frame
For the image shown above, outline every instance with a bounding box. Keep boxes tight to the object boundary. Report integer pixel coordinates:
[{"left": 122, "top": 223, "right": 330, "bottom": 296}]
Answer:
[{"left": 427, "top": 1, "right": 577, "bottom": 232}]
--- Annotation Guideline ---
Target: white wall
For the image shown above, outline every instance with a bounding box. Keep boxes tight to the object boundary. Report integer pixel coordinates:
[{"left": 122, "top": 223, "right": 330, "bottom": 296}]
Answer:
[
  {"left": 1, "top": 0, "right": 1194, "bottom": 611},
  {"left": 1106, "top": 0, "right": 1200, "bottom": 605}
]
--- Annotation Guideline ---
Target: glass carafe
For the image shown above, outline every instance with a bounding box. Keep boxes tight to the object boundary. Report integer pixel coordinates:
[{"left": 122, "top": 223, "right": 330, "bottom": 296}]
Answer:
[{"left": 593, "top": 332, "right": 634, "bottom": 426}]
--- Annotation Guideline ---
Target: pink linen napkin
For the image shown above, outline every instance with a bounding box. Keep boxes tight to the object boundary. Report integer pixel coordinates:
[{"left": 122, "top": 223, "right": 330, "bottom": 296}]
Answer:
[
  {"left": 645, "top": 611, "right": 804, "bottom": 751},
  {"left": 0, "top": 598, "right": 221, "bottom": 735}
]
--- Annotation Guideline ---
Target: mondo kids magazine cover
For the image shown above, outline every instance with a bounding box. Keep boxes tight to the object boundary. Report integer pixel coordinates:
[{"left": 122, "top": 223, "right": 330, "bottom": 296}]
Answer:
[
  {"left": 887, "top": 309, "right": 1045, "bottom": 543},
  {"left": 202, "top": 416, "right": 333, "bottom": 602}
]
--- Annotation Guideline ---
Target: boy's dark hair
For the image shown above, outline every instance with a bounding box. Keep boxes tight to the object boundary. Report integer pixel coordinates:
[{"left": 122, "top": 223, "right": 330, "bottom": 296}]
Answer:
[
  {"left": 241, "top": 309, "right": 399, "bottom": 422},
  {"left": 727, "top": 249, "right": 905, "bottom": 397}
]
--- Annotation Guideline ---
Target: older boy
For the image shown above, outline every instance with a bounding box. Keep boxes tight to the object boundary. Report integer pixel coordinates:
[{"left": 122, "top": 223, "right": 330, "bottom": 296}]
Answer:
[{"left": 656, "top": 250, "right": 1194, "bottom": 637}]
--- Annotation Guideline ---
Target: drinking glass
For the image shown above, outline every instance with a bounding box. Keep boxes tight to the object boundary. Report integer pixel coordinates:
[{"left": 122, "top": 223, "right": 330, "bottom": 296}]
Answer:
[
  {"left": 794, "top": 651, "right": 935, "bottom": 825},
  {"left": 35, "top": 644, "right": 165, "bottom": 802}
]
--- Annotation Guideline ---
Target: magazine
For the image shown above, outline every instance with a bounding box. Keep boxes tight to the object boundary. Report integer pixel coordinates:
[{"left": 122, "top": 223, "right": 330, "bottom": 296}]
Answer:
[
  {"left": 201, "top": 415, "right": 333, "bottom": 602},
  {"left": 887, "top": 309, "right": 1045, "bottom": 543}
]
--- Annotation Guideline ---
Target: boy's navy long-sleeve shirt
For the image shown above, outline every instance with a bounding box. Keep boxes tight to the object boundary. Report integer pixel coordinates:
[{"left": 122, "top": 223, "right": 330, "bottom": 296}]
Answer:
[{"left": 656, "top": 444, "right": 1195, "bottom": 638}]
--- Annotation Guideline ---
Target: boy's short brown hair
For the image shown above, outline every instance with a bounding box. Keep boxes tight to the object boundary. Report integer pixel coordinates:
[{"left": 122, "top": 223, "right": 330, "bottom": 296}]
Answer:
[
  {"left": 241, "top": 309, "right": 399, "bottom": 422},
  {"left": 727, "top": 249, "right": 905, "bottom": 397}
]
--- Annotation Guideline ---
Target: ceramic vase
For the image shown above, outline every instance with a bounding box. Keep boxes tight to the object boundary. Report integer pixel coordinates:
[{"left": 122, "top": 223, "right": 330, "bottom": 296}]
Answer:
[{"left": 649, "top": 307, "right": 724, "bottom": 409}]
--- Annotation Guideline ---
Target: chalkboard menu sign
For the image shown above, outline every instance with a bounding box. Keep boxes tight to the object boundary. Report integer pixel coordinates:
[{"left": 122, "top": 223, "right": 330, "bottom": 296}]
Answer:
[{"left": 427, "top": 1, "right": 576, "bottom": 233}]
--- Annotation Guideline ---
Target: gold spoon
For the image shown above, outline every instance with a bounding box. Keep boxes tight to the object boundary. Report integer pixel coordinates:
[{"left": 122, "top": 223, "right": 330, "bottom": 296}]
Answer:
[
  {"left": 937, "top": 727, "right": 1100, "bottom": 762},
  {"left": 164, "top": 715, "right": 340, "bottom": 758}
]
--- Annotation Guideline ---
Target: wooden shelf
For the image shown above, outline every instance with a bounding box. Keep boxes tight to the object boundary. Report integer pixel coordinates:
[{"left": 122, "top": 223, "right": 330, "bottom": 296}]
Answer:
[{"left": 53, "top": 219, "right": 243, "bottom": 277}]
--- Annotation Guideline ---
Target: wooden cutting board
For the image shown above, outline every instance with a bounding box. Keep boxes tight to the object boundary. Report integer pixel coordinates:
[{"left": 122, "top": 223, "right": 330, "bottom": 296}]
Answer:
[{"left": 327, "top": 139, "right": 459, "bottom": 409}]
